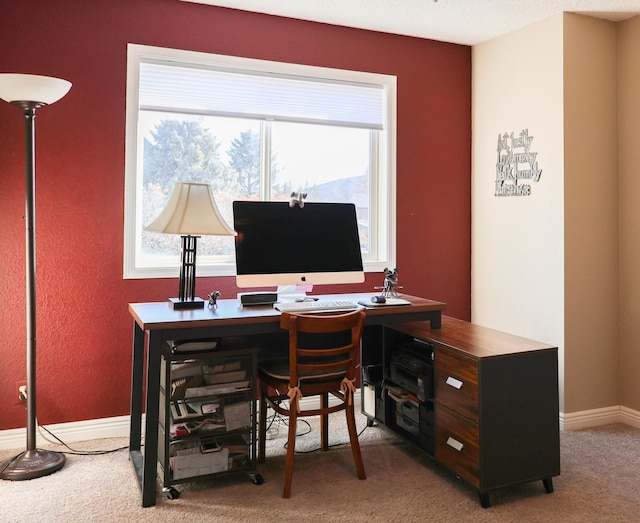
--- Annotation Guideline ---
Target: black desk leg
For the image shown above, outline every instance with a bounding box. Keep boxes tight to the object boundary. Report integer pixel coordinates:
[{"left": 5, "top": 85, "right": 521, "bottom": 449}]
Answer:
[
  {"left": 140, "top": 331, "right": 163, "bottom": 507},
  {"left": 129, "top": 322, "right": 145, "bottom": 452}
]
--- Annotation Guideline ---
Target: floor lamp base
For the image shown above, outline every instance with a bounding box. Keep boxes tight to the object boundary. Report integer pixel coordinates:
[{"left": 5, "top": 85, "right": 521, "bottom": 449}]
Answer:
[{"left": 0, "top": 449, "right": 65, "bottom": 480}]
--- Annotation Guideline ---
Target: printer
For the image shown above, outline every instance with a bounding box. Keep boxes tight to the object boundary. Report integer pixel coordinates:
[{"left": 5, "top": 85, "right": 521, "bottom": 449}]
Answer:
[{"left": 389, "top": 340, "right": 434, "bottom": 401}]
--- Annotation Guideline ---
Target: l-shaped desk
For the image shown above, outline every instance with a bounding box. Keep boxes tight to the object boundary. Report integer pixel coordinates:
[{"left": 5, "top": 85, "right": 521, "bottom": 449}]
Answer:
[
  {"left": 128, "top": 293, "right": 559, "bottom": 508},
  {"left": 128, "top": 293, "right": 445, "bottom": 507}
]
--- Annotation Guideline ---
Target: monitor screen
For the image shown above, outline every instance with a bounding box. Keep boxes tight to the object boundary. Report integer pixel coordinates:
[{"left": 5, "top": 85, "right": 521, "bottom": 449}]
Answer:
[{"left": 233, "top": 201, "right": 365, "bottom": 288}]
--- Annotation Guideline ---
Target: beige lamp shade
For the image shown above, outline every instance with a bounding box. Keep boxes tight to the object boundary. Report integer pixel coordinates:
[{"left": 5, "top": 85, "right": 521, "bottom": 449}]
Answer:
[
  {"left": 0, "top": 74, "right": 72, "bottom": 105},
  {"left": 145, "top": 182, "right": 236, "bottom": 236}
]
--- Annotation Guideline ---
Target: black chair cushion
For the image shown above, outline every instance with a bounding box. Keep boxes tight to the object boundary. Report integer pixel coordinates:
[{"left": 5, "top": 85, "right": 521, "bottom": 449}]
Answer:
[{"left": 259, "top": 358, "right": 346, "bottom": 382}]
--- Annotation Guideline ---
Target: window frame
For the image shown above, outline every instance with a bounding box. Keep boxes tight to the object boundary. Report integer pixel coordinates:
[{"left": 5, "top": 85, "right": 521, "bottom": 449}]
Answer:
[{"left": 123, "top": 44, "right": 397, "bottom": 279}]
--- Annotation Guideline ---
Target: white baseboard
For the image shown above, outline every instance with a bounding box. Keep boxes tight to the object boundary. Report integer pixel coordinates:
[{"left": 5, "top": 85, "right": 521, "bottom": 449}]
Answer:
[
  {"left": 0, "top": 394, "right": 363, "bottom": 451},
  {"left": 0, "top": 415, "right": 134, "bottom": 452},
  {"left": 561, "top": 405, "right": 640, "bottom": 431},
  {"left": 3, "top": 400, "right": 637, "bottom": 451}
]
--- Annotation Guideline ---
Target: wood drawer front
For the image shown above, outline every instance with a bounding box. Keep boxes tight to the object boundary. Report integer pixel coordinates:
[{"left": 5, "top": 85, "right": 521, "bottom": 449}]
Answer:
[
  {"left": 435, "top": 347, "right": 479, "bottom": 423},
  {"left": 436, "top": 405, "right": 480, "bottom": 487}
]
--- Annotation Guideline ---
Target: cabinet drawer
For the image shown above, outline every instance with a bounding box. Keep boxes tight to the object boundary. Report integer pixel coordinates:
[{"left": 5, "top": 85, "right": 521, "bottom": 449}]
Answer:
[
  {"left": 434, "top": 347, "right": 479, "bottom": 423},
  {"left": 435, "top": 405, "right": 480, "bottom": 487}
]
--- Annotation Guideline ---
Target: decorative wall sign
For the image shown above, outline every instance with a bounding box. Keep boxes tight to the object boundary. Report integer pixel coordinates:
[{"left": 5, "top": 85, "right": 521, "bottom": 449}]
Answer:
[{"left": 495, "top": 129, "right": 542, "bottom": 196}]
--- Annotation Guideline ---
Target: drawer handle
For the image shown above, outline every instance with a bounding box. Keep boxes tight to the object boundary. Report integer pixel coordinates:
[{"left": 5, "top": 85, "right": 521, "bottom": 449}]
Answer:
[
  {"left": 446, "top": 437, "right": 464, "bottom": 452},
  {"left": 445, "top": 376, "right": 463, "bottom": 389}
]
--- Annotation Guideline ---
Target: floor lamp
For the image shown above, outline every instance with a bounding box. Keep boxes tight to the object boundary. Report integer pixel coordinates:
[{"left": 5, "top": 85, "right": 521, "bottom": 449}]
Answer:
[
  {"left": 0, "top": 74, "right": 72, "bottom": 480},
  {"left": 145, "top": 182, "right": 236, "bottom": 309}
]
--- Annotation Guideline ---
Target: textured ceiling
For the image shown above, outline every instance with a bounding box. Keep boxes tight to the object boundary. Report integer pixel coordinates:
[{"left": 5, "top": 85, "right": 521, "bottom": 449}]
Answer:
[{"left": 182, "top": 0, "right": 640, "bottom": 45}]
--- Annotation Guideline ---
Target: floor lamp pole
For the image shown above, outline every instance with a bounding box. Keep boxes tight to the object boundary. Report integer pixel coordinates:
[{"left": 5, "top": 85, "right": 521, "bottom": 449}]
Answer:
[
  {"left": 0, "top": 102, "right": 66, "bottom": 480},
  {"left": 24, "top": 105, "right": 43, "bottom": 452}
]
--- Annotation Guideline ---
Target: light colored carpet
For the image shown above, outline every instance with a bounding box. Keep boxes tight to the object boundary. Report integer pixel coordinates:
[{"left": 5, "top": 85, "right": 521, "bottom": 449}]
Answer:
[{"left": 1, "top": 415, "right": 639, "bottom": 522}]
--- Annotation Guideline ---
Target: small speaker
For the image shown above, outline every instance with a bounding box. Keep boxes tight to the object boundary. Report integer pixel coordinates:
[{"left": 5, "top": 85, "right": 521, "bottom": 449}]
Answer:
[{"left": 238, "top": 292, "right": 278, "bottom": 306}]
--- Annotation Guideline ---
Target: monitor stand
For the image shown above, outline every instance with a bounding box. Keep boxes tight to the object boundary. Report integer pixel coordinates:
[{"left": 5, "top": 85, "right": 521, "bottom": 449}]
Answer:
[{"left": 277, "top": 285, "right": 310, "bottom": 303}]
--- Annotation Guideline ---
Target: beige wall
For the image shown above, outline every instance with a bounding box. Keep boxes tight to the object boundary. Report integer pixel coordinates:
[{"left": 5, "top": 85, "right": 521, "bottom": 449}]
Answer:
[
  {"left": 472, "top": 15, "right": 566, "bottom": 408},
  {"left": 563, "top": 13, "right": 619, "bottom": 413},
  {"left": 618, "top": 16, "right": 640, "bottom": 413},
  {"left": 472, "top": 13, "right": 623, "bottom": 418}
]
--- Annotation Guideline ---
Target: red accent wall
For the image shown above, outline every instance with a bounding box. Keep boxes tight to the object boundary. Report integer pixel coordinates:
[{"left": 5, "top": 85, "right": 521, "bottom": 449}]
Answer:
[{"left": 0, "top": 0, "right": 470, "bottom": 430}]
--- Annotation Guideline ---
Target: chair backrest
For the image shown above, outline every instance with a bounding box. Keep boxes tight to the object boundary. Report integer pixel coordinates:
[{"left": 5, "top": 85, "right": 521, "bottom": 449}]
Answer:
[{"left": 280, "top": 308, "right": 366, "bottom": 388}]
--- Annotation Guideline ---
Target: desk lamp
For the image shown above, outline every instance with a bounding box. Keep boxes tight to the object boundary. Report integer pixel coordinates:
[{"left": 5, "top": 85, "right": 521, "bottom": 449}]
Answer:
[
  {"left": 0, "top": 73, "right": 71, "bottom": 480},
  {"left": 145, "top": 182, "right": 236, "bottom": 309}
]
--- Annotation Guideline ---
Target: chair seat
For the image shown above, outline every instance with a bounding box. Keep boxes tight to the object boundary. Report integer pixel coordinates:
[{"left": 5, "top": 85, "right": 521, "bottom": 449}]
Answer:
[{"left": 259, "top": 358, "right": 347, "bottom": 382}]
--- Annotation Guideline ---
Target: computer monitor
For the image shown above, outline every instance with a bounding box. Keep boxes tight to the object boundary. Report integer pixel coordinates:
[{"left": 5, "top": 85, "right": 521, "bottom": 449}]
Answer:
[{"left": 233, "top": 201, "right": 365, "bottom": 288}]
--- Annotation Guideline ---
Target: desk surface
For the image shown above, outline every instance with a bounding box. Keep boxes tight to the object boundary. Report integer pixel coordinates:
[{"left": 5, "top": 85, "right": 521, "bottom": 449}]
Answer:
[
  {"left": 391, "top": 315, "right": 557, "bottom": 359},
  {"left": 129, "top": 293, "right": 446, "bottom": 331},
  {"left": 128, "top": 292, "right": 445, "bottom": 507}
]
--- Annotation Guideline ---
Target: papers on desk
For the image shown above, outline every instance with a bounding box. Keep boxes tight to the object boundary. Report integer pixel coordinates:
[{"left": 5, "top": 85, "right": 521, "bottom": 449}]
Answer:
[
  {"left": 171, "top": 400, "right": 213, "bottom": 420},
  {"left": 357, "top": 297, "right": 412, "bottom": 307},
  {"left": 184, "top": 381, "right": 250, "bottom": 397},
  {"left": 181, "top": 359, "right": 249, "bottom": 397},
  {"left": 171, "top": 361, "right": 202, "bottom": 380},
  {"left": 202, "top": 361, "right": 246, "bottom": 386},
  {"left": 171, "top": 442, "right": 230, "bottom": 479},
  {"left": 385, "top": 383, "right": 410, "bottom": 403},
  {"left": 223, "top": 401, "right": 251, "bottom": 431},
  {"left": 172, "top": 399, "right": 250, "bottom": 431}
]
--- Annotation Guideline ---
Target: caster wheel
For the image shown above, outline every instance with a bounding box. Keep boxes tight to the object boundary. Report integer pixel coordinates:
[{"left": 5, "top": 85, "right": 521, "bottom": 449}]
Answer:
[
  {"left": 251, "top": 472, "right": 264, "bottom": 485},
  {"left": 164, "top": 487, "right": 180, "bottom": 499}
]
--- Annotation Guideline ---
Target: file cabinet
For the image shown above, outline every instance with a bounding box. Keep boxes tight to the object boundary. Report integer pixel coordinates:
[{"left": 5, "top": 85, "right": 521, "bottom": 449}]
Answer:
[{"left": 362, "top": 316, "right": 560, "bottom": 508}]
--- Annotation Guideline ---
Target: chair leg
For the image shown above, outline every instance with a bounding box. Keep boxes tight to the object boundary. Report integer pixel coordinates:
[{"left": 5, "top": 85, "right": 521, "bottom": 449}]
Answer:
[
  {"left": 258, "top": 380, "right": 267, "bottom": 463},
  {"left": 345, "top": 401, "right": 366, "bottom": 480},
  {"left": 320, "top": 392, "right": 329, "bottom": 451},
  {"left": 283, "top": 408, "right": 297, "bottom": 498}
]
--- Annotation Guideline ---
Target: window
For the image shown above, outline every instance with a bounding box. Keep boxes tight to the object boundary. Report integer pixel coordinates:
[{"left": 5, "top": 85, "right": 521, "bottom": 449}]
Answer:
[{"left": 124, "top": 44, "right": 396, "bottom": 279}]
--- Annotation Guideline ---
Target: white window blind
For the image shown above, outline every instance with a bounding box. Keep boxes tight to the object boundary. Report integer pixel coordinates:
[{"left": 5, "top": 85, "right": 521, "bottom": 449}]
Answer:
[{"left": 139, "top": 61, "right": 385, "bottom": 130}]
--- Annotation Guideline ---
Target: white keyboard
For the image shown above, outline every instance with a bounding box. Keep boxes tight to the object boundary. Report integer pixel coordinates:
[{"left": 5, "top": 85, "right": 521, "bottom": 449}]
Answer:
[{"left": 274, "top": 300, "right": 358, "bottom": 313}]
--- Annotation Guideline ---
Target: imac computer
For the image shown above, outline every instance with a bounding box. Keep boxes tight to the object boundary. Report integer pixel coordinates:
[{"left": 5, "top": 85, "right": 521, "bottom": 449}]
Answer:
[{"left": 232, "top": 201, "right": 364, "bottom": 289}]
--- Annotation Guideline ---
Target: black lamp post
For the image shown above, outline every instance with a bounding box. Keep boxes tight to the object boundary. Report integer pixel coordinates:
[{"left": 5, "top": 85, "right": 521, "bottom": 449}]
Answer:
[{"left": 144, "top": 181, "right": 236, "bottom": 310}]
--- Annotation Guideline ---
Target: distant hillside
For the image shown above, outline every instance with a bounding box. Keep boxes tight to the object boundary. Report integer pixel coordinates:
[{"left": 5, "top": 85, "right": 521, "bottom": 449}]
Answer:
[{"left": 306, "top": 173, "right": 368, "bottom": 207}]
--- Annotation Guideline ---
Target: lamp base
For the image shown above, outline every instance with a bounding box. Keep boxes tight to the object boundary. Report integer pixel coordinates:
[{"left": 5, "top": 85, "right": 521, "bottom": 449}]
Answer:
[
  {"left": 169, "top": 297, "right": 206, "bottom": 310},
  {"left": 0, "top": 449, "right": 65, "bottom": 480}
]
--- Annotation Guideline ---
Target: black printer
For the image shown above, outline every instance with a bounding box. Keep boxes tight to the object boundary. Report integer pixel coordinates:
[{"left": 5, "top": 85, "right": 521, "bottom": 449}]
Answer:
[{"left": 389, "top": 339, "right": 434, "bottom": 401}]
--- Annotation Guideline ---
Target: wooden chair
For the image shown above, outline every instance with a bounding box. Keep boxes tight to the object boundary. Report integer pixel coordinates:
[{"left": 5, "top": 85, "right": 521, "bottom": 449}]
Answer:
[{"left": 257, "top": 307, "right": 367, "bottom": 498}]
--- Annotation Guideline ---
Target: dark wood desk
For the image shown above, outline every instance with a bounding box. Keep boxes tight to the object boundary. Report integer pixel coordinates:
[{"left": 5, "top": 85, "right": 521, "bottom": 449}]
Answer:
[
  {"left": 128, "top": 293, "right": 445, "bottom": 507},
  {"left": 362, "top": 316, "right": 560, "bottom": 507}
]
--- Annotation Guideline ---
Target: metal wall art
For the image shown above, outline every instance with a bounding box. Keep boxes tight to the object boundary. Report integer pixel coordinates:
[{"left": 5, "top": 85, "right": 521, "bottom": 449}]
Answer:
[{"left": 495, "top": 129, "right": 542, "bottom": 197}]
